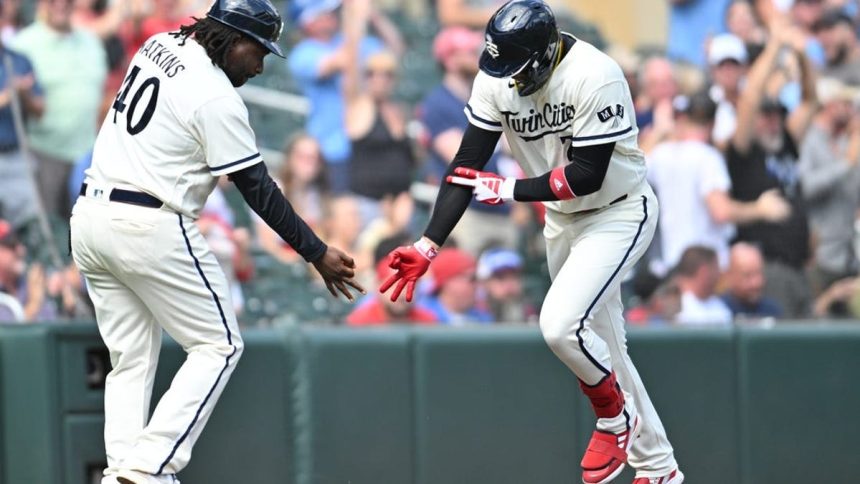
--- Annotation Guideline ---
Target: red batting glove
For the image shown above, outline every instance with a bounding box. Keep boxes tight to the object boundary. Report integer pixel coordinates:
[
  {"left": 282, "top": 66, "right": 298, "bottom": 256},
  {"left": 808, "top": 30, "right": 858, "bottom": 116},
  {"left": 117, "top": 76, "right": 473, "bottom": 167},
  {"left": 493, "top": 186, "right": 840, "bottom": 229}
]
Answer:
[
  {"left": 379, "top": 239, "right": 438, "bottom": 302},
  {"left": 446, "top": 167, "right": 516, "bottom": 205}
]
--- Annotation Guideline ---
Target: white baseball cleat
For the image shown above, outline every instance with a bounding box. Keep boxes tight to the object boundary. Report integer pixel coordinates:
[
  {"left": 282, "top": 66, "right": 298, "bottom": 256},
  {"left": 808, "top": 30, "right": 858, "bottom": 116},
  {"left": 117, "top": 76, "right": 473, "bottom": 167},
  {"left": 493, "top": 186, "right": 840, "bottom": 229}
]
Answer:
[{"left": 632, "top": 468, "right": 684, "bottom": 484}]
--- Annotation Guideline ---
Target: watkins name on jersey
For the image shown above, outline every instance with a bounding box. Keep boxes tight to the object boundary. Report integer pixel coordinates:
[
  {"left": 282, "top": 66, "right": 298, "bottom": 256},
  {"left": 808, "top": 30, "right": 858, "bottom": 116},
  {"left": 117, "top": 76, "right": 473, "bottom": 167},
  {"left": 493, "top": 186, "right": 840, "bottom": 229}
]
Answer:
[{"left": 138, "top": 38, "right": 186, "bottom": 78}]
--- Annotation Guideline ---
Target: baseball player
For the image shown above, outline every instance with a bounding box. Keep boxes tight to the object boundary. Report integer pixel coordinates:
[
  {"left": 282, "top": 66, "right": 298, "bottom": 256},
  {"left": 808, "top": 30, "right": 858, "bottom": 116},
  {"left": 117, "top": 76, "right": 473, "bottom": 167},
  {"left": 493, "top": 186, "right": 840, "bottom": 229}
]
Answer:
[
  {"left": 381, "top": 2, "right": 682, "bottom": 483},
  {"left": 70, "top": 1, "right": 364, "bottom": 483}
]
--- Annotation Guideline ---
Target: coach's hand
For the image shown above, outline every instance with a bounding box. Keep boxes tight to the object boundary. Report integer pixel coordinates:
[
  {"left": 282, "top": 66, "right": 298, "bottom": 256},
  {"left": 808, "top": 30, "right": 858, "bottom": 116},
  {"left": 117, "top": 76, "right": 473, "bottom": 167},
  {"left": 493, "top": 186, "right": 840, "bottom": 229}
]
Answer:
[
  {"left": 446, "top": 167, "right": 515, "bottom": 205},
  {"left": 379, "top": 238, "right": 438, "bottom": 302},
  {"left": 313, "top": 247, "right": 366, "bottom": 301}
]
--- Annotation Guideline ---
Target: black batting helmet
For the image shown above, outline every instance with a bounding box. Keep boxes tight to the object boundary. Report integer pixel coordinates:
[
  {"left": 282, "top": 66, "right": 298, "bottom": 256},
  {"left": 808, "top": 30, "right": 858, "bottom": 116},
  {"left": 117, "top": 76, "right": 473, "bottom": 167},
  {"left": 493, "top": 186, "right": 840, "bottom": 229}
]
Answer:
[
  {"left": 479, "top": 0, "right": 560, "bottom": 96},
  {"left": 207, "top": 0, "right": 285, "bottom": 58}
]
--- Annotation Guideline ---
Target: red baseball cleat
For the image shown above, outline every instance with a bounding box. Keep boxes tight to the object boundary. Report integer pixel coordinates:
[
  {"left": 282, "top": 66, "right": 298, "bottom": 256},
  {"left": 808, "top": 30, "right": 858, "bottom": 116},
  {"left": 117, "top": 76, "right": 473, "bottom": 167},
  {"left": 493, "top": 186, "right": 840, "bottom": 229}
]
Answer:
[
  {"left": 581, "top": 415, "right": 641, "bottom": 484},
  {"left": 632, "top": 469, "right": 684, "bottom": 484}
]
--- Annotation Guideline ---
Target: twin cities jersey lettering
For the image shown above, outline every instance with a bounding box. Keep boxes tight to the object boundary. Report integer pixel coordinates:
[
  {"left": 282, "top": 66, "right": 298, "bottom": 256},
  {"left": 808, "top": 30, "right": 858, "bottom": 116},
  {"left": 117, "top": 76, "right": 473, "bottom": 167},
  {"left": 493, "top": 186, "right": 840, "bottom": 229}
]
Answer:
[
  {"left": 87, "top": 32, "right": 263, "bottom": 218},
  {"left": 465, "top": 34, "right": 646, "bottom": 214}
]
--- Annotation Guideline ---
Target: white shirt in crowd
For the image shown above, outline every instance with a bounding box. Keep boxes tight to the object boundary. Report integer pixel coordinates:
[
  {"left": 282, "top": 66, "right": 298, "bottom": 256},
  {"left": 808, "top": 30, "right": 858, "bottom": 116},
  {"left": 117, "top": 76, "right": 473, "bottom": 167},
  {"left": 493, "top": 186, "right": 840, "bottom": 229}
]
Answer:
[
  {"left": 647, "top": 140, "right": 735, "bottom": 274},
  {"left": 677, "top": 291, "right": 733, "bottom": 325}
]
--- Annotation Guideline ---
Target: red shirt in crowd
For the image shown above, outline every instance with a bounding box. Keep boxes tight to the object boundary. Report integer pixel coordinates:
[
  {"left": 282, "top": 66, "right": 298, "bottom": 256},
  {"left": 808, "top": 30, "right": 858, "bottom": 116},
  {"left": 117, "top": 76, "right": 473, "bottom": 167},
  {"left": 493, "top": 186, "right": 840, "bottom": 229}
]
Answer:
[{"left": 346, "top": 300, "right": 438, "bottom": 326}]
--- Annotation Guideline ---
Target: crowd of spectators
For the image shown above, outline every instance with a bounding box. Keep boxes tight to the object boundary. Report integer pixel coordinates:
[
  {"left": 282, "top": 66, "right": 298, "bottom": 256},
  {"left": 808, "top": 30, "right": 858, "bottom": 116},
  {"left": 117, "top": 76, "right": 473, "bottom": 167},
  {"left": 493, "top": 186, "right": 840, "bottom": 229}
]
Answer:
[{"left": 2, "top": 0, "right": 860, "bottom": 327}]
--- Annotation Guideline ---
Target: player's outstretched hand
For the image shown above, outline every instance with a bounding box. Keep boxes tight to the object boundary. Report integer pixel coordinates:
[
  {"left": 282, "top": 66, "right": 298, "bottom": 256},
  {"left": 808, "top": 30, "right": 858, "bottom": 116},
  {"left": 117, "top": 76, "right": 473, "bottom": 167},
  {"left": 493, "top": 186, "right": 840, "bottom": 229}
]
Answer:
[
  {"left": 312, "top": 247, "right": 366, "bottom": 302},
  {"left": 446, "top": 167, "right": 515, "bottom": 205},
  {"left": 379, "top": 239, "right": 437, "bottom": 302}
]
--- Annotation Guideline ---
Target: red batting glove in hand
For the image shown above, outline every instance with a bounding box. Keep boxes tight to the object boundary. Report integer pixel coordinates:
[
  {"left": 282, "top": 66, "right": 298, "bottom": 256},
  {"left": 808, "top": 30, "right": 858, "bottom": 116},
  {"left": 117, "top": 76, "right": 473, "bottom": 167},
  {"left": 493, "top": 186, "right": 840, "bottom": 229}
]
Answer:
[
  {"left": 379, "top": 239, "right": 438, "bottom": 302},
  {"left": 446, "top": 167, "right": 516, "bottom": 205}
]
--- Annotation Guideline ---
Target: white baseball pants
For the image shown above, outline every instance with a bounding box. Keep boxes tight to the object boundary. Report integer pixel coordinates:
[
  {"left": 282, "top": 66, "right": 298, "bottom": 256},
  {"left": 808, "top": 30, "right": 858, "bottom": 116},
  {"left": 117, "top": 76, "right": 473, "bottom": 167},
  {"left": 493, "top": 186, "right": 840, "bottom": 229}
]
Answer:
[
  {"left": 539, "top": 183, "right": 678, "bottom": 477},
  {"left": 71, "top": 192, "right": 243, "bottom": 483}
]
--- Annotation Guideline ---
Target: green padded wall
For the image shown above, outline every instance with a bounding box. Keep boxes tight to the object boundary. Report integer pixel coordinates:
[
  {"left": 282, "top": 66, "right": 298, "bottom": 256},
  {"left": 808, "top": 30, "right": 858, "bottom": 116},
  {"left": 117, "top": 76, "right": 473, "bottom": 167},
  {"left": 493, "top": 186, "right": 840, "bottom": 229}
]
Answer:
[
  {"left": 412, "top": 328, "right": 581, "bottom": 484},
  {"left": 2, "top": 322, "right": 860, "bottom": 484},
  {"left": 0, "top": 325, "right": 65, "bottom": 484},
  {"left": 599, "top": 327, "right": 740, "bottom": 483},
  {"left": 738, "top": 325, "right": 860, "bottom": 483},
  {"left": 153, "top": 328, "right": 298, "bottom": 484},
  {"left": 296, "top": 327, "right": 414, "bottom": 484},
  {"left": 63, "top": 414, "right": 106, "bottom": 484}
]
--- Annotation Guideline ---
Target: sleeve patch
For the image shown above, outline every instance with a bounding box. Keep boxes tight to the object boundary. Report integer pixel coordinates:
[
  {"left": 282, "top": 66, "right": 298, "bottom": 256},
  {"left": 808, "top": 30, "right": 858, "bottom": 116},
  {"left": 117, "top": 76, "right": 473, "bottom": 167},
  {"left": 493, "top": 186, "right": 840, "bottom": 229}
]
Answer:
[{"left": 597, "top": 104, "right": 625, "bottom": 125}]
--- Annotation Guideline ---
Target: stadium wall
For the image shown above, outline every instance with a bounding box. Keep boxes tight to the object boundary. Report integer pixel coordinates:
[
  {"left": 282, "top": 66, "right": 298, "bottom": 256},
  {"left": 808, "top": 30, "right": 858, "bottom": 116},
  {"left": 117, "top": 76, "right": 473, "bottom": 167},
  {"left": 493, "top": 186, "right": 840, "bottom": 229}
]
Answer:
[{"left": 0, "top": 323, "right": 856, "bottom": 483}]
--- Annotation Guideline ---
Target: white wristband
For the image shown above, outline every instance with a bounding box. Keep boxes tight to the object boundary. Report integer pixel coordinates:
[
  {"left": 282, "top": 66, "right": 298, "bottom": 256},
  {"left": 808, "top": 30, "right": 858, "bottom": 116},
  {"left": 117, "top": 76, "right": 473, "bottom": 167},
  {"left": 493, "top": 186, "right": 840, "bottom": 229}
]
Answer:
[
  {"left": 500, "top": 177, "right": 516, "bottom": 202},
  {"left": 414, "top": 238, "right": 439, "bottom": 260}
]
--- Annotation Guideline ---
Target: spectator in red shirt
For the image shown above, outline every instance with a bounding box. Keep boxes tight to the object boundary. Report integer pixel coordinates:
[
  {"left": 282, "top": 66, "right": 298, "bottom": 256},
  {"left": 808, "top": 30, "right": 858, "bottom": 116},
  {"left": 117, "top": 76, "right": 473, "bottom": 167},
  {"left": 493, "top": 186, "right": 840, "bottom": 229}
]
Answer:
[{"left": 346, "top": 255, "right": 437, "bottom": 326}]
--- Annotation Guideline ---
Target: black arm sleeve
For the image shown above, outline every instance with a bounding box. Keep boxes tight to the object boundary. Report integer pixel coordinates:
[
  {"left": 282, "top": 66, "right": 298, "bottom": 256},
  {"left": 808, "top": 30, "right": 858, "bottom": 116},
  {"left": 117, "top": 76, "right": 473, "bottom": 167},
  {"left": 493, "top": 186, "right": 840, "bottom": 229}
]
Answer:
[
  {"left": 513, "top": 142, "right": 615, "bottom": 202},
  {"left": 229, "top": 162, "right": 327, "bottom": 263},
  {"left": 423, "top": 124, "right": 502, "bottom": 246}
]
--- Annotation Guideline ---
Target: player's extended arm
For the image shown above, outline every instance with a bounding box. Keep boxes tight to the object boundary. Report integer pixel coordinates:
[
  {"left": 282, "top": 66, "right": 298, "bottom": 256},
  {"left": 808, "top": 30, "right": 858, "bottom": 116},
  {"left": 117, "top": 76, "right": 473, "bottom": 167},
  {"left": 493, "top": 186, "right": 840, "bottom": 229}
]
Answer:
[
  {"left": 379, "top": 124, "right": 500, "bottom": 302},
  {"left": 229, "top": 162, "right": 327, "bottom": 262},
  {"left": 447, "top": 142, "right": 615, "bottom": 203},
  {"left": 230, "top": 163, "right": 365, "bottom": 300},
  {"left": 424, "top": 123, "right": 502, "bottom": 244}
]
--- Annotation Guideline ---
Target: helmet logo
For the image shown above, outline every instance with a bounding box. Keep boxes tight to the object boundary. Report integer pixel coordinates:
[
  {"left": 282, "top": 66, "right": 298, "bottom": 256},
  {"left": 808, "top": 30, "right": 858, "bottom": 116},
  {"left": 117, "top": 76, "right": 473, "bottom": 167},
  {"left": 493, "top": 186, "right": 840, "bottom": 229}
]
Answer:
[{"left": 485, "top": 35, "right": 500, "bottom": 59}]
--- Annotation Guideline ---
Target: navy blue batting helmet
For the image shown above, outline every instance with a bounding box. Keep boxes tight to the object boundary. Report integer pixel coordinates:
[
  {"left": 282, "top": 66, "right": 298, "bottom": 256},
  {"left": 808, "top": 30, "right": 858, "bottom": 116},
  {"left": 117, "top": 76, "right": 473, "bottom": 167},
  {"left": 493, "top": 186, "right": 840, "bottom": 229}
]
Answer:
[
  {"left": 207, "top": 0, "right": 285, "bottom": 58},
  {"left": 479, "top": 0, "right": 560, "bottom": 96}
]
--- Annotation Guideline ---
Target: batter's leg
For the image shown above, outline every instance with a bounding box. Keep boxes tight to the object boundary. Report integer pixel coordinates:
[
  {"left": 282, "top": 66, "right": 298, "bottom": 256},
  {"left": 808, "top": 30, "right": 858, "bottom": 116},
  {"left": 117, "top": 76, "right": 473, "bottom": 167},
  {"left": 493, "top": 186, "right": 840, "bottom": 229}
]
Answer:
[
  {"left": 540, "top": 195, "right": 656, "bottom": 387},
  {"left": 592, "top": 291, "right": 679, "bottom": 477},
  {"left": 115, "top": 213, "right": 243, "bottom": 477},
  {"left": 540, "top": 194, "right": 657, "bottom": 483}
]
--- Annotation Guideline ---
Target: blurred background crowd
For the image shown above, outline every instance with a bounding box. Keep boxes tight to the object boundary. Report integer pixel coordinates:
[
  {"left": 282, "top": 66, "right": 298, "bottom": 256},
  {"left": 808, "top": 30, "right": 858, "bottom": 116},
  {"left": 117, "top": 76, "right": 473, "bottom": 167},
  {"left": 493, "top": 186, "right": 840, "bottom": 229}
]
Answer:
[{"left": 1, "top": 0, "right": 860, "bottom": 327}]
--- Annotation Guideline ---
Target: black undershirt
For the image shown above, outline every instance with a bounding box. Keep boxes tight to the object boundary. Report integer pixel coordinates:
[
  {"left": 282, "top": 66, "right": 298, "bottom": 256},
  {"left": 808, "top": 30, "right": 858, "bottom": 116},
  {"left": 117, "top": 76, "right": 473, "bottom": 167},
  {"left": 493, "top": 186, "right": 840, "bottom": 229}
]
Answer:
[
  {"left": 229, "top": 162, "right": 327, "bottom": 262},
  {"left": 424, "top": 124, "right": 500, "bottom": 245},
  {"left": 513, "top": 142, "right": 614, "bottom": 201}
]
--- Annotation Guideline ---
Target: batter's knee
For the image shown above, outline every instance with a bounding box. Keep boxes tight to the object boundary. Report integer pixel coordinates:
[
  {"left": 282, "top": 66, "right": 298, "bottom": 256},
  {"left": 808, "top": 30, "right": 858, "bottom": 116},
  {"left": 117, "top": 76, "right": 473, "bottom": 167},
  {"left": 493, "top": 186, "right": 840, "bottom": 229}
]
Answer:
[{"left": 539, "top": 311, "right": 576, "bottom": 355}]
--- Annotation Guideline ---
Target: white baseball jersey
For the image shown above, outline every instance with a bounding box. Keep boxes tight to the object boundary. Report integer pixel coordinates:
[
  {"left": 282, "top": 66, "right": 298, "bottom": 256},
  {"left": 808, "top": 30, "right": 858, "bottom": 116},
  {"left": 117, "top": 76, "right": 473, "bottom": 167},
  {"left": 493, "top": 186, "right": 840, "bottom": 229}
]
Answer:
[
  {"left": 86, "top": 32, "right": 262, "bottom": 219},
  {"left": 465, "top": 34, "right": 646, "bottom": 213}
]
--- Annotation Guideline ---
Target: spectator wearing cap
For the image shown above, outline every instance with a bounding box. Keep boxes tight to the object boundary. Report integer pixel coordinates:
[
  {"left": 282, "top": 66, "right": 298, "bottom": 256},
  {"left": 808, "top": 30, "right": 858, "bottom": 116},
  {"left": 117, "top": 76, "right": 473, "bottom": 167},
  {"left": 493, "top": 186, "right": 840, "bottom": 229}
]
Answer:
[
  {"left": 726, "top": 22, "right": 817, "bottom": 317},
  {"left": 346, "top": 255, "right": 437, "bottom": 326},
  {"left": 11, "top": 0, "right": 107, "bottom": 220},
  {"left": 0, "top": 219, "right": 56, "bottom": 322},
  {"left": 418, "top": 26, "right": 520, "bottom": 254},
  {"left": 708, "top": 33, "right": 749, "bottom": 151},
  {"left": 720, "top": 242, "right": 783, "bottom": 320},
  {"left": 286, "top": 0, "right": 403, "bottom": 193},
  {"left": 814, "top": 8, "right": 860, "bottom": 86},
  {"left": 798, "top": 77, "right": 860, "bottom": 292},
  {"left": 647, "top": 91, "right": 790, "bottom": 275},
  {"left": 421, "top": 248, "right": 492, "bottom": 325},
  {"left": 476, "top": 247, "right": 536, "bottom": 323},
  {"left": 675, "top": 246, "right": 733, "bottom": 326},
  {"left": 0, "top": 36, "right": 43, "bottom": 229}
]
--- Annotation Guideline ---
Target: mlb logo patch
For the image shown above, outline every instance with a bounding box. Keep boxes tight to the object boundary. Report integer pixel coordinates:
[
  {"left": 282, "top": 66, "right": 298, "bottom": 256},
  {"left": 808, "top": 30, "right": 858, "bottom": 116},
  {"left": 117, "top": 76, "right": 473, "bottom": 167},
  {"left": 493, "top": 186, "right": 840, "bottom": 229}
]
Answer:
[{"left": 597, "top": 104, "right": 625, "bottom": 128}]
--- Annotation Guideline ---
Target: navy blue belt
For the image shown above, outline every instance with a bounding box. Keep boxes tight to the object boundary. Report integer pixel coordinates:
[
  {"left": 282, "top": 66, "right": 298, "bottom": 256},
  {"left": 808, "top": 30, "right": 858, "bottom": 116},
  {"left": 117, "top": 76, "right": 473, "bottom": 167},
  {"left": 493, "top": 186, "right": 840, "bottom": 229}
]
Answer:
[
  {"left": 79, "top": 183, "right": 163, "bottom": 209},
  {"left": 574, "top": 194, "right": 628, "bottom": 215}
]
